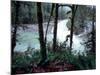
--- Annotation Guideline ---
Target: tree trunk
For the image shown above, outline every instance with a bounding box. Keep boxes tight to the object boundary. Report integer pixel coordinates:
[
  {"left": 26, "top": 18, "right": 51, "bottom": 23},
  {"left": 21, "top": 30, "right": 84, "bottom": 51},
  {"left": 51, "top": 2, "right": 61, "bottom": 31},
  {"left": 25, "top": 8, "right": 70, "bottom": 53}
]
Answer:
[
  {"left": 28, "top": 5, "right": 32, "bottom": 23},
  {"left": 53, "top": 4, "right": 58, "bottom": 51},
  {"left": 11, "top": 2, "right": 20, "bottom": 56},
  {"left": 70, "top": 5, "right": 78, "bottom": 50},
  {"left": 11, "top": 26, "right": 17, "bottom": 56},
  {"left": 91, "top": 6, "right": 96, "bottom": 53},
  {"left": 37, "top": 2, "right": 47, "bottom": 63},
  {"left": 45, "top": 4, "right": 55, "bottom": 44},
  {"left": 69, "top": 5, "right": 75, "bottom": 50}
]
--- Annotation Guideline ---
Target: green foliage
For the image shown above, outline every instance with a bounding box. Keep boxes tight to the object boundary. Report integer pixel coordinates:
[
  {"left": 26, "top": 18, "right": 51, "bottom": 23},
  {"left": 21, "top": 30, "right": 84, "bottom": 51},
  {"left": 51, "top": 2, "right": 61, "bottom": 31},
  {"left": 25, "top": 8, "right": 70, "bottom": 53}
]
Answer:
[
  {"left": 12, "top": 53, "right": 31, "bottom": 68},
  {"left": 67, "top": 53, "right": 95, "bottom": 70},
  {"left": 12, "top": 49, "right": 96, "bottom": 71},
  {"left": 31, "top": 51, "right": 41, "bottom": 64},
  {"left": 46, "top": 41, "right": 96, "bottom": 70},
  {"left": 12, "top": 51, "right": 40, "bottom": 68},
  {"left": 48, "top": 50, "right": 95, "bottom": 70}
]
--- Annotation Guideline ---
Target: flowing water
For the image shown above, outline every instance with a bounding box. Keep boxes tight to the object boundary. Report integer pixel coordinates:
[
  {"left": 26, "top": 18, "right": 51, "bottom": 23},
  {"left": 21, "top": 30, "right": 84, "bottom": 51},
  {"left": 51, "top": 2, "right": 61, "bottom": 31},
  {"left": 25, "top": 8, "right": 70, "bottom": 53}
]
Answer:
[
  {"left": 14, "top": 19, "right": 87, "bottom": 54},
  {"left": 56, "top": 20, "right": 85, "bottom": 54}
]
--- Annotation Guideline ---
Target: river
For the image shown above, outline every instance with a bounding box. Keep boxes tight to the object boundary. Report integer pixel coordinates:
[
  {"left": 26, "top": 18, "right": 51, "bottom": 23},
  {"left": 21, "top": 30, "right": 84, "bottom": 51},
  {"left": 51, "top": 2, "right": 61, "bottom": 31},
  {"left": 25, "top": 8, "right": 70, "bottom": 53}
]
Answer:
[{"left": 14, "top": 19, "right": 88, "bottom": 54}]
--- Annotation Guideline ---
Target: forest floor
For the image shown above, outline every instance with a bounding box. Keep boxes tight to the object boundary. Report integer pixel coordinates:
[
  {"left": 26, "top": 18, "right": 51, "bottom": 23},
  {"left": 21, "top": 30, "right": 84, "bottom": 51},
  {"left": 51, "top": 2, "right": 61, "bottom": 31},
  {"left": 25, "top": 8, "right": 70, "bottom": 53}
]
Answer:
[
  {"left": 12, "top": 50, "right": 95, "bottom": 74},
  {"left": 13, "top": 60, "right": 76, "bottom": 74},
  {"left": 12, "top": 60, "right": 95, "bottom": 74}
]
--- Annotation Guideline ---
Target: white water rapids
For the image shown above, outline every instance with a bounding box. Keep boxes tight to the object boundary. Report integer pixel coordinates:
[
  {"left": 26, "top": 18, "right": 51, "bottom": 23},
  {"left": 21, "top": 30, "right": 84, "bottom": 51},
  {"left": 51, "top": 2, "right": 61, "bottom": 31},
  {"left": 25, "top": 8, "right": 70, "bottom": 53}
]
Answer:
[
  {"left": 56, "top": 20, "right": 85, "bottom": 54},
  {"left": 14, "top": 19, "right": 86, "bottom": 54}
]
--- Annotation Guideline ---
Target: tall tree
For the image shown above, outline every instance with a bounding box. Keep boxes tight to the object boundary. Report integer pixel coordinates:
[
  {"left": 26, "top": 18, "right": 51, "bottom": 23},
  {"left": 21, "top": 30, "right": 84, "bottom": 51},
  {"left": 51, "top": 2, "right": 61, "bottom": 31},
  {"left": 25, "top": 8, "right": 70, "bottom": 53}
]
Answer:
[
  {"left": 69, "top": 5, "right": 78, "bottom": 50},
  {"left": 45, "top": 4, "right": 55, "bottom": 44},
  {"left": 91, "top": 6, "right": 96, "bottom": 53},
  {"left": 37, "top": 2, "right": 47, "bottom": 65},
  {"left": 11, "top": 1, "right": 20, "bottom": 56},
  {"left": 53, "top": 4, "right": 59, "bottom": 51}
]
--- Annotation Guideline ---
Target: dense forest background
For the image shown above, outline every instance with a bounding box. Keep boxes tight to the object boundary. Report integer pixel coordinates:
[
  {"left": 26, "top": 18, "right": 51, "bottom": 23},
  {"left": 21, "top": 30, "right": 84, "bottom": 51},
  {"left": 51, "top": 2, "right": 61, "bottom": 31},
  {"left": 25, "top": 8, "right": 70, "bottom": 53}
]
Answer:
[{"left": 11, "top": 1, "right": 96, "bottom": 74}]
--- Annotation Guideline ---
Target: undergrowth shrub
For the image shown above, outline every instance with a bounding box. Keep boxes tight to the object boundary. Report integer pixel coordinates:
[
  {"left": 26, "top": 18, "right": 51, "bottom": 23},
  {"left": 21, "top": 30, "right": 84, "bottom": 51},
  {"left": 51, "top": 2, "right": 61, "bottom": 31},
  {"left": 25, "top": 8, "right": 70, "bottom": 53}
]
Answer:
[{"left": 12, "top": 48, "right": 96, "bottom": 71}]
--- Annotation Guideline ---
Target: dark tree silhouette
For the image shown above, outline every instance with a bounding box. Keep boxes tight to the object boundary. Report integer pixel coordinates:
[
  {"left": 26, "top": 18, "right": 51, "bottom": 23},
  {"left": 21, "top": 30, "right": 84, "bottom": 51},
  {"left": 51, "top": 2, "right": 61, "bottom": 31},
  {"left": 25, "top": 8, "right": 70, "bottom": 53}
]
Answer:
[
  {"left": 91, "top": 6, "right": 96, "bottom": 53},
  {"left": 11, "top": 1, "right": 20, "bottom": 56},
  {"left": 70, "top": 5, "right": 78, "bottom": 50},
  {"left": 45, "top": 4, "right": 55, "bottom": 44},
  {"left": 37, "top": 2, "right": 47, "bottom": 65},
  {"left": 53, "top": 4, "right": 59, "bottom": 51}
]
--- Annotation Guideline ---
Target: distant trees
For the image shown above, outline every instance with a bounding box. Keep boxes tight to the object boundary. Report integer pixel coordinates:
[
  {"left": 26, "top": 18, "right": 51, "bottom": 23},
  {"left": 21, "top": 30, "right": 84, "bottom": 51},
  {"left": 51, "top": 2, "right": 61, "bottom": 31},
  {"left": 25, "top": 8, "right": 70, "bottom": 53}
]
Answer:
[
  {"left": 72, "top": 5, "right": 95, "bottom": 35},
  {"left": 78, "top": 6, "right": 96, "bottom": 54},
  {"left": 36, "top": 2, "right": 47, "bottom": 65},
  {"left": 12, "top": 1, "right": 37, "bottom": 24},
  {"left": 85, "top": 6, "right": 96, "bottom": 54},
  {"left": 12, "top": 1, "right": 68, "bottom": 24}
]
